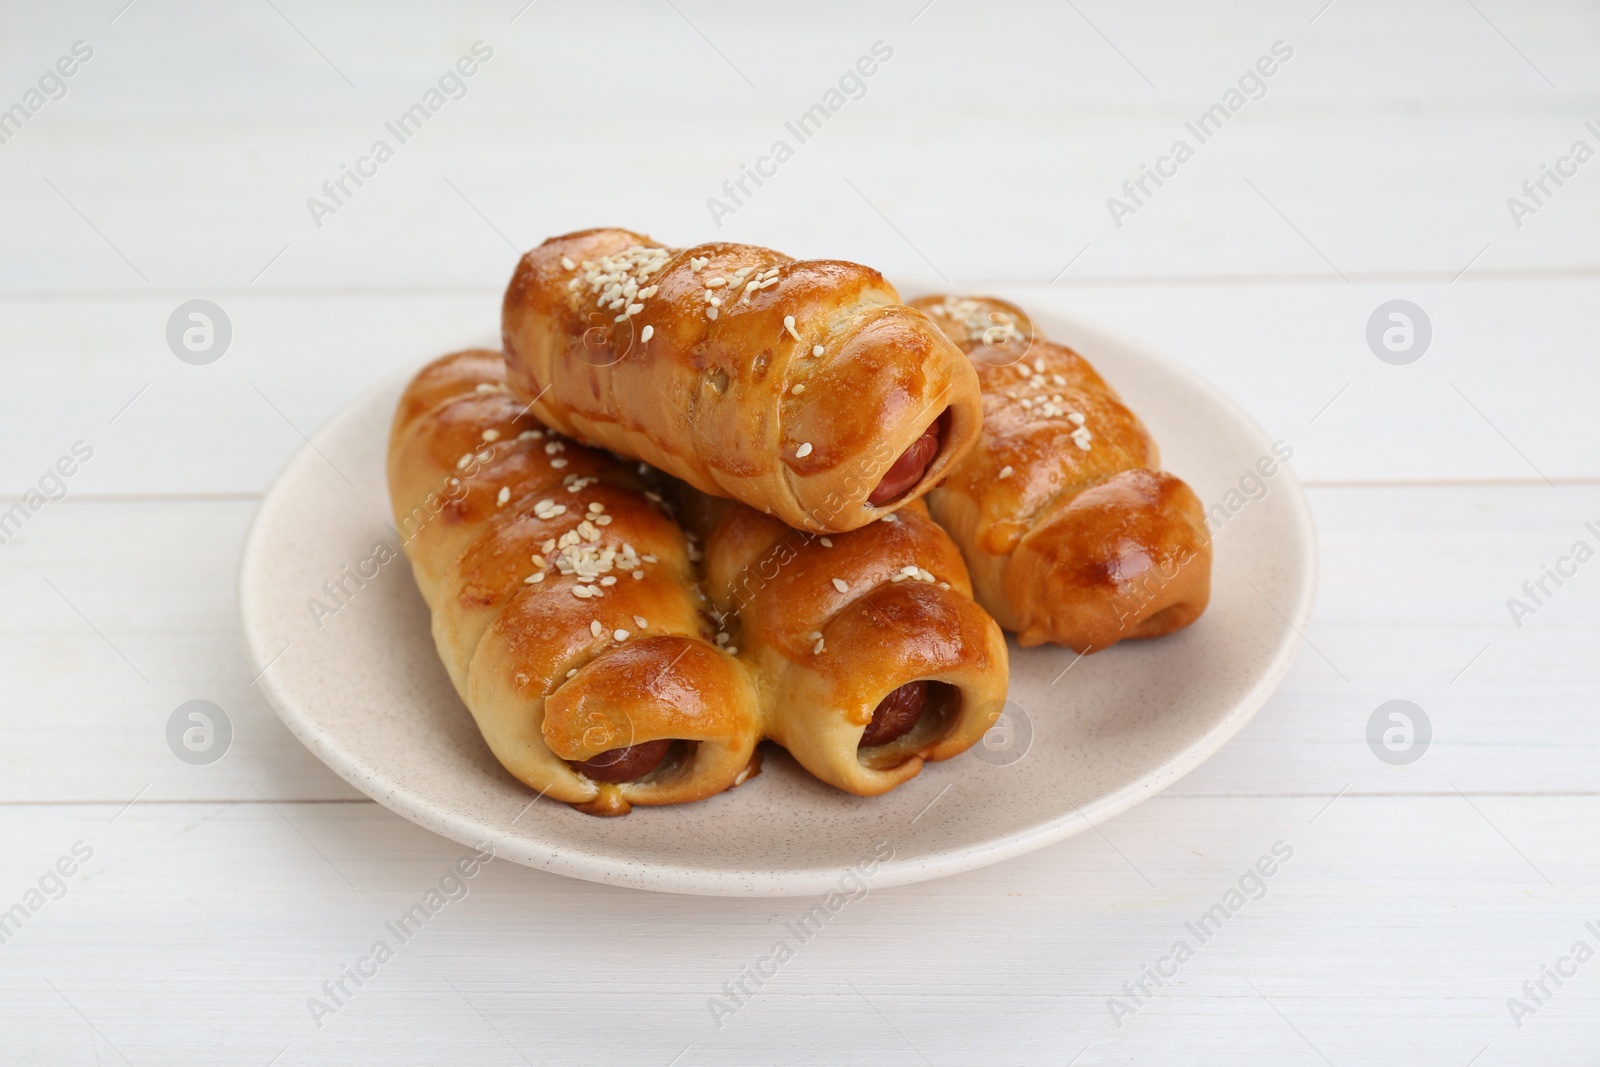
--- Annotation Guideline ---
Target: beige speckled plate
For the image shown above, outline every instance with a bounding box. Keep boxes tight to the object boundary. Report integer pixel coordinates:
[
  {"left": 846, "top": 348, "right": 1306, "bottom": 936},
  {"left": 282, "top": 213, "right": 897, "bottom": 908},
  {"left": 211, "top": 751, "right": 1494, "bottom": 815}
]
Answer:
[{"left": 239, "top": 310, "right": 1315, "bottom": 897}]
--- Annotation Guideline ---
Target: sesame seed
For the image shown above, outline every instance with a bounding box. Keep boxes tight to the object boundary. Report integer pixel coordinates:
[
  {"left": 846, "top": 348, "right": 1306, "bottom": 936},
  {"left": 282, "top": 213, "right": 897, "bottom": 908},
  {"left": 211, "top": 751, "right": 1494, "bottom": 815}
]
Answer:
[
  {"left": 716, "top": 632, "right": 730, "bottom": 645},
  {"left": 706, "top": 277, "right": 726, "bottom": 287},
  {"left": 783, "top": 315, "right": 801, "bottom": 342},
  {"left": 590, "top": 620, "right": 603, "bottom": 638},
  {"left": 613, "top": 629, "right": 629, "bottom": 642},
  {"left": 901, "top": 565, "right": 919, "bottom": 575},
  {"left": 831, "top": 577, "right": 849, "bottom": 592},
  {"left": 881, "top": 513, "right": 897, "bottom": 523},
  {"left": 709, "top": 296, "right": 723, "bottom": 307},
  {"left": 807, "top": 631, "right": 822, "bottom": 640},
  {"left": 524, "top": 572, "right": 544, "bottom": 584},
  {"left": 707, "top": 306, "right": 719, "bottom": 321},
  {"left": 640, "top": 325, "right": 654, "bottom": 342},
  {"left": 1034, "top": 358, "right": 1046, "bottom": 373},
  {"left": 811, "top": 344, "right": 824, "bottom": 357},
  {"left": 456, "top": 454, "right": 473, "bottom": 470},
  {"left": 819, "top": 537, "right": 833, "bottom": 548},
  {"left": 634, "top": 615, "right": 648, "bottom": 628},
  {"left": 1069, "top": 412, "right": 1086, "bottom": 425},
  {"left": 734, "top": 767, "right": 749, "bottom": 786},
  {"left": 813, "top": 638, "right": 826, "bottom": 654},
  {"left": 496, "top": 486, "right": 510, "bottom": 506},
  {"left": 726, "top": 646, "right": 738, "bottom": 655},
  {"left": 626, "top": 303, "right": 644, "bottom": 316},
  {"left": 551, "top": 458, "right": 568, "bottom": 468},
  {"left": 939, "top": 581, "right": 950, "bottom": 590},
  {"left": 999, "top": 465, "right": 1014, "bottom": 478},
  {"left": 600, "top": 576, "right": 617, "bottom": 586},
  {"left": 572, "top": 586, "right": 591, "bottom": 599},
  {"left": 566, "top": 668, "right": 578, "bottom": 679},
  {"left": 796, "top": 442, "right": 813, "bottom": 458},
  {"left": 481, "top": 429, "right": 501, "bottom": 442},
  {"left": 791, "top": 384, "right": 805, "bottom": 395},
  {"left": 560, "top": 255, "right": 576, "bottom": 270}
]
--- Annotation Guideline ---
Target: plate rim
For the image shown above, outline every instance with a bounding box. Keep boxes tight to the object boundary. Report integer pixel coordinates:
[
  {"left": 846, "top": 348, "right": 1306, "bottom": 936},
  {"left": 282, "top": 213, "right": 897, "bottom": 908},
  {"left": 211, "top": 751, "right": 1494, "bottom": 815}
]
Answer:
[{"left": 238, "top": 308, "right": 1317, "bottom": 897}]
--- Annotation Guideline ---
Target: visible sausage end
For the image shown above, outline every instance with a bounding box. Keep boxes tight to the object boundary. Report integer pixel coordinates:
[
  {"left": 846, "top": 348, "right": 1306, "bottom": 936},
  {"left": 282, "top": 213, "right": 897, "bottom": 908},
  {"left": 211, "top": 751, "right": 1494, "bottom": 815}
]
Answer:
[
  {"left": 571, "top": 738, "right": 673, "bottom": 783},
  {"left": 859, "top": 681, "right": 929, "bottom": 748},
  {"left": 867, "top": 410, "right": 948, "bottom": 508}
]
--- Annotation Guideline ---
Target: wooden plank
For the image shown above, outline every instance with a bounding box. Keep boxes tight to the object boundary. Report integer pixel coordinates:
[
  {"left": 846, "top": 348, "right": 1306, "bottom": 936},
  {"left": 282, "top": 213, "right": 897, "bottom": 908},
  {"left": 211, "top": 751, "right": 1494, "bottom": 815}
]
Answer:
[
  {"left": 6, "top": 0, "right": 1598, "bottom": 124},
  {"left": 0, "top": 499, "right": 362, "bottom": 804},
  {"left": 0, "top": 796, "right": 1594, "bottom": 1063},
  {"left": 1, "top": 484, "right": 1594, "bottom": 803},
  {"left": 1, "top": 102, "right": 1596, "bottom": 293},
  {"left": 2, "top": 279, "right": 1596, "bottom": 494}
]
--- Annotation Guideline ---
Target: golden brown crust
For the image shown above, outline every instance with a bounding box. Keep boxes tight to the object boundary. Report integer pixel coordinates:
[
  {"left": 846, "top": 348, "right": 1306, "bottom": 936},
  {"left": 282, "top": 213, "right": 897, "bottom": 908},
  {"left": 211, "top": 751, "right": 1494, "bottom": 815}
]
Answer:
[
  {"left": 911, "top": 295, "right": 1212, "bottom": 652},
  {"left": 388, "top": 349, "right": 761, "bottom": 816},
  {"left": 684, "top": 493, "right": 1009, "bottom": 796},
  {"left": 391, "top": 348, "right": 1009, "bottom": 813},
  {"left": 501, "top": 228, "right": 984, "bottom": 533}
]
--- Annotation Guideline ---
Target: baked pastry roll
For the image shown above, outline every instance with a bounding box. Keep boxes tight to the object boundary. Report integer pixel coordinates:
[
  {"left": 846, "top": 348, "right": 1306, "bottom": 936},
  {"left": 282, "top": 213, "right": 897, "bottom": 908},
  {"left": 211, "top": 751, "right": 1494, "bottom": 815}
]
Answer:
[
  {"left": 682, "top": 492, "right": 1009, "bottom": 796},
  {"left": 501, "top": 228, "right": 983, "bottom": 534},
  {"left": 909, "top": 295, "right": 1211, "bottom": 652},
  {"left": 388, "top": 349, "right": 761, "bottom": 816}
]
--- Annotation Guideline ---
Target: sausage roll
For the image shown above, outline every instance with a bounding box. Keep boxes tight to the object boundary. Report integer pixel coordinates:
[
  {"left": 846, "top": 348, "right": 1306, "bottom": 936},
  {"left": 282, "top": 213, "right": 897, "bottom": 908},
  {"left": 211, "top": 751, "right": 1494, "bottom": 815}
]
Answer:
[
  {"left": 909, "top": 295, "right": 1211, "bottom": 653},
  {"left": 681, "top": 492, "right": 1009, "bottom": 796},
  {"left": 501, "top": 228, "right": 984, "bottom": 534},
  {"left": 388, "top": 349, "right": 762, "bottom": 816}
]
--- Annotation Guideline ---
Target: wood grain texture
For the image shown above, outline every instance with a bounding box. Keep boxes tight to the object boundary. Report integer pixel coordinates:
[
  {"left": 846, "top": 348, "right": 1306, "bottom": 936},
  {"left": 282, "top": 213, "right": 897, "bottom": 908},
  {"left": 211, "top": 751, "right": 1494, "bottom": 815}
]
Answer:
[{"left": 1, "top": 798, "right": 1596, "bottom": 1065}]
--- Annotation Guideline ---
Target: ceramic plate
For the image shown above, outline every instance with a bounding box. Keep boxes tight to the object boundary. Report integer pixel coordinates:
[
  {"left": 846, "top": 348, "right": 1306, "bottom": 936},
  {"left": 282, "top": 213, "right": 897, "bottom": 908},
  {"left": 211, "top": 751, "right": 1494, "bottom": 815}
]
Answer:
[{"left": 239, "top": 309, "right": 1315, "bottom": 896}]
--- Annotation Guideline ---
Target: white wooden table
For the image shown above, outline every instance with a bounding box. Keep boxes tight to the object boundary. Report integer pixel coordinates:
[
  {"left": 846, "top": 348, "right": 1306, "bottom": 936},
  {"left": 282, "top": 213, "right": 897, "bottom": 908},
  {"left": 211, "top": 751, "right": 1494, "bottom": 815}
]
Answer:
[{"left": 3, "top": 2, "right": 1597, "bottom": 1063}]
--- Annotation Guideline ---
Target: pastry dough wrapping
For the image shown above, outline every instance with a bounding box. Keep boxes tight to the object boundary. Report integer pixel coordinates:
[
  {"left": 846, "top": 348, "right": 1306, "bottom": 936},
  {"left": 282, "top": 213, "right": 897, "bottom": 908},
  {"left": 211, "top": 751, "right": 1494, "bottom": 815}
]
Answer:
[
  {"left": 390, "top": 350, "right": 1010, "bottom": 815},
  {"left": 388, "top": 349, "right": 761, "bottom": 817},
  {"left": 683, "top": 493, "right": 1009, "bottom": 796},
  {"left": 911, "top": 295, "right": 1212, "bottom": 652},
  {"left": 501, "top": 228, "right": 984, "bottom": 533}
]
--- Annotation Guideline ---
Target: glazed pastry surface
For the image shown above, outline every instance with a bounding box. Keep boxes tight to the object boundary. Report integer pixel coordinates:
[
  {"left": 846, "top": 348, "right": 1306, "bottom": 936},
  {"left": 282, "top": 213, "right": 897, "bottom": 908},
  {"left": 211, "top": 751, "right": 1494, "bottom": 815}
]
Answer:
[
  {"left": 911, "top": 295, "right": 1212, "bottom": 652},
  {"left": 389, "top": 349, "right": 1008, "bottom": 814},
  {"left": 501, "top": 228, "right": 984, "bottom": 533}
]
